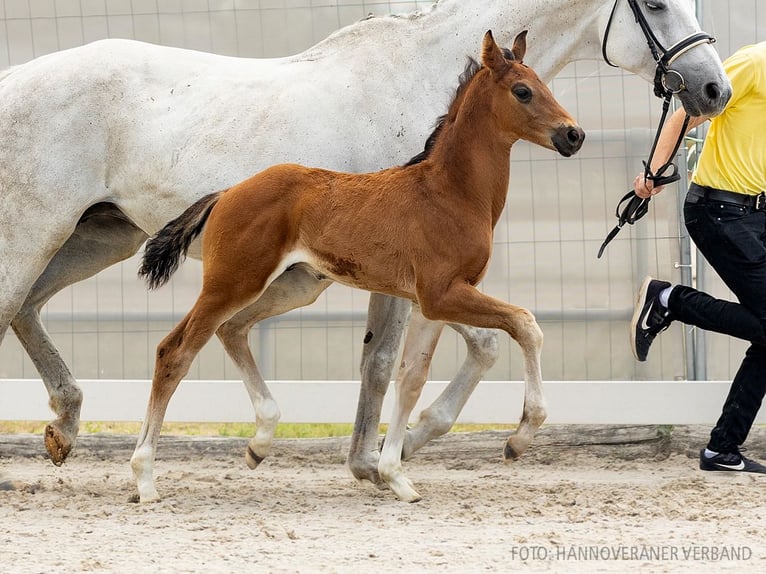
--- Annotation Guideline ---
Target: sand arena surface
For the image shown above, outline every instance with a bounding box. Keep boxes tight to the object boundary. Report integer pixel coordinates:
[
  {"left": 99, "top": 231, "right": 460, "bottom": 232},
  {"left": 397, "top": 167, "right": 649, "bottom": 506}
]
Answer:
[{"left": 1, "top": 426, "right": 765, "bottom": 573}]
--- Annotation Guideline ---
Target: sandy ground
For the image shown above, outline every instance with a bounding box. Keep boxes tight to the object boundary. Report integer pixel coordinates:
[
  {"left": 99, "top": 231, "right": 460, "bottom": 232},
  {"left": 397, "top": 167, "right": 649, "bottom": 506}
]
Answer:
[{"left": 2, "top": 426, "right": 765, "bottom": 574}]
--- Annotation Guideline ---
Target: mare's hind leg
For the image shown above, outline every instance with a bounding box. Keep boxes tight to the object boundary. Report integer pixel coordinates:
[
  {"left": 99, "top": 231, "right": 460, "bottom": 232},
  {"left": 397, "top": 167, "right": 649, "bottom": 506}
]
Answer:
[
  {"left": 378, "top": 306, "right": 444, "bottom": 502},
  {"left": 215, "top": 265, "right": 331, "bottom": 470},
  {"left": 10, "top": 207, "right": 147, "bottom": 465},
  {"left": 348, "top": 294, "right": 411, "bottom": 486},
  {"left": 401, "top": 324, "right": 498, "bottom": 460}
]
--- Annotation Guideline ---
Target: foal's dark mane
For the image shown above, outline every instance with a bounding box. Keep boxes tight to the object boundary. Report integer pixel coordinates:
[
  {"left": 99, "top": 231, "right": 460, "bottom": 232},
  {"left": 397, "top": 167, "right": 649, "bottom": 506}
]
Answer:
[
  {"left": 404, "top": 48, "right": 513, "bottom": 167},
  {"left": 403, "top": 57, "right": 481, "bottom": 167}
]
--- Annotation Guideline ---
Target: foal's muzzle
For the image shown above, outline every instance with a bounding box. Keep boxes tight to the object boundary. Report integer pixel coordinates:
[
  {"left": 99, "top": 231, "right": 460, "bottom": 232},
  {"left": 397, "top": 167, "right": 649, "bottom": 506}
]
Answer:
[{"left": 552, "top": 125, "right": 585, "bottom": 157}]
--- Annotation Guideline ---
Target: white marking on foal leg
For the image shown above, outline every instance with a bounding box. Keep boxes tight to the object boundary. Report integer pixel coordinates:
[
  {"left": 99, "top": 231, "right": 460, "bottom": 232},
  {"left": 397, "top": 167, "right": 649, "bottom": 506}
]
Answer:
[
  {"left": 130, "top": 418, "right": 163, "bottom": 503},
  {"left": 378, "top": 309, "right": 443, "bottom": 502},
  {"left": 216, "top": 323, "right": 281, "bottom": 469},
  {"left": 245, "top": 396, "right": 280, "bottom": 469},
  {"left": 215, "top": 271, "right": 331, "bottom": 472}
]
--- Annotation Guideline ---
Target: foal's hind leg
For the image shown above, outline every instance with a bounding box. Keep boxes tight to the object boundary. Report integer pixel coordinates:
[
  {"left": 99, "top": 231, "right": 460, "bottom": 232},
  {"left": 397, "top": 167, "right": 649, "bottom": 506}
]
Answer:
[
  {"left": 216, "top": 265, "right": 331, "bottom": 470},
  {"left": 401, "top": 324, "right": 499, "bottom": 460},
  {"left": 11, "top": 209, "right": 146, "bottom": 465},
  {"left": 131, "top": 293, "right": 242, "bottom": 502}
]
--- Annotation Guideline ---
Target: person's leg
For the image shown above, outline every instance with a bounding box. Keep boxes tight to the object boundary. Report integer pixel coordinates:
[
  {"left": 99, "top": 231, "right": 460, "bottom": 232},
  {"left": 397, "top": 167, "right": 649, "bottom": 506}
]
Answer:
[
  {"left": 679, "top": 199, "right": 766, "bottom": 465},
  {"left": 633, "top": 197, "right": 766, "bottom": 468},
  {"left": 706, "top": 344, "right": 766, "bottom": 454},
  {"left": 667, "top": 285, "right": 766, "bottom": 344}
]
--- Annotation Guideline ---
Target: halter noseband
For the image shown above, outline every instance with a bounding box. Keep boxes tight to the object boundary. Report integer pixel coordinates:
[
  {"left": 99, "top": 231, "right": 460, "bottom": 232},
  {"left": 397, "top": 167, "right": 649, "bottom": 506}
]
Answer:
[{"left": 602, "top": 0, "right": 715, "bottom": 99}]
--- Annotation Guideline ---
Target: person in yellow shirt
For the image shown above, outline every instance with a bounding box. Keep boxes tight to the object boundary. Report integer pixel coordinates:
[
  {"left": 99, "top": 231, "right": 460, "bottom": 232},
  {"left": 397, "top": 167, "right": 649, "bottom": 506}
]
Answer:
[{"left": 631, "top": 41, "right": 766, "bottom": 473}]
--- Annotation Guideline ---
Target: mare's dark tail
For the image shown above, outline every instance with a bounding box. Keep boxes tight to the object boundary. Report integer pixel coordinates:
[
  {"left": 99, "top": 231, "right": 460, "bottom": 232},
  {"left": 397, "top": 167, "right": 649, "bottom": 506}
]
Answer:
[{"left": 138, "top": 191, "right": 223, "bottom": 289}]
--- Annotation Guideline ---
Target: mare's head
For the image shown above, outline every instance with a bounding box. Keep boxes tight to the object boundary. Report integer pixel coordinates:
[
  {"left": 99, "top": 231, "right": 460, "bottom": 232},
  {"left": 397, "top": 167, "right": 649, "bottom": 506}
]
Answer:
[
  {"left": 600, "top": 0, "right": 730, "bottom": 117},
  {"left": 478, "top": 30, "right": 584, "bottom": 158}
]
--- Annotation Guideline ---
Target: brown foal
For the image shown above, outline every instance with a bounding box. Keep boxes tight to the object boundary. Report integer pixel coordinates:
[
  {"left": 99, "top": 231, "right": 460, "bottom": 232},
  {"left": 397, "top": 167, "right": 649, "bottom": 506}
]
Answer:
[{"left": 132, "top": 30, "right": 584, "bottom": 502}]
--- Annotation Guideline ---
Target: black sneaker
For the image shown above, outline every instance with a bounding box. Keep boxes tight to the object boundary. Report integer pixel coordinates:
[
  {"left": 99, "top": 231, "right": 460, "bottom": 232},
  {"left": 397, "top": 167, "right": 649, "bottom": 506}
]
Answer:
[
  {"left": 630, "top": 276, "right": 672, "bottom": 362},
  {"left": 699, "top": 449, "right": 766, "bottom": 474}
]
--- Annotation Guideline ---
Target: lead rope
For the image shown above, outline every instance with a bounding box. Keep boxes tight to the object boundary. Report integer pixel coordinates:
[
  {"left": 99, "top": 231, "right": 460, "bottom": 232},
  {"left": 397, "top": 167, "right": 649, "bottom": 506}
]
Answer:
[{"left": 597, "top": 95, "right": 690, "bottom": 259}]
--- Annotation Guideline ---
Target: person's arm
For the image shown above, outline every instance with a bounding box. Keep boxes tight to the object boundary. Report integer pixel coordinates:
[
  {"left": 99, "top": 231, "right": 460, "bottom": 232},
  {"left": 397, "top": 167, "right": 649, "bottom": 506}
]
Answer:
[{"left": 633, "top": 109, "right": 709, "bottom": 199}]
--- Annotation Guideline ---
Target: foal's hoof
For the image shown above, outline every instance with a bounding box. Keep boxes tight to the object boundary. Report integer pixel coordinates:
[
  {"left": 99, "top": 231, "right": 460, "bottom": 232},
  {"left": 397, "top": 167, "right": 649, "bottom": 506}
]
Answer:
[
  {"left": 387, "top": 476, "right": 422, "bottom": 503},
  {"left": 245, "top": 446, "right": 265, "bottom": 470},
  {"left": 44, "top": 424, "right": 73, "bottom": 466}
]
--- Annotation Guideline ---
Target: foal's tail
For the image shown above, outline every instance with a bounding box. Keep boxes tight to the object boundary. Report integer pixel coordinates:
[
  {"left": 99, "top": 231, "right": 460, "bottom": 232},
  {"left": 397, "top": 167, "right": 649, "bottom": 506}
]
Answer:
[{"left": 139, "top": 191, "right": 224, "bottom": 289}]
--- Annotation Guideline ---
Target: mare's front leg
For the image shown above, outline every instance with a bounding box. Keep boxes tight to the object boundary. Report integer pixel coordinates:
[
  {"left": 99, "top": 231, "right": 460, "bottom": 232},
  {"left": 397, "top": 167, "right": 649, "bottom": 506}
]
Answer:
[
  {"left": 419, "top": 283, "right": 547, "bottom": 462},
  {"left": 216, "top": 265, "right": 331, "bottom": 470},
  {"left": 401, "top": 324, "right": 499, "bottom": 460},
  {"left": 348, "top": 294, "right": 411, "bottom": 486},
  {"left": 10, "top": 207, "right": 146, "bottom": 465},
  {"left": 378, "top": 306, "right": 444, "bottom": 502}
]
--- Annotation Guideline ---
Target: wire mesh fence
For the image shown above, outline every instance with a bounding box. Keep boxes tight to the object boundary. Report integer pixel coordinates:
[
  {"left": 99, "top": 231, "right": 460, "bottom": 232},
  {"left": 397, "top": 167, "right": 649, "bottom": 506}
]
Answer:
[{"left": 0, "top": 0, "right": 762, "bottom": 385}]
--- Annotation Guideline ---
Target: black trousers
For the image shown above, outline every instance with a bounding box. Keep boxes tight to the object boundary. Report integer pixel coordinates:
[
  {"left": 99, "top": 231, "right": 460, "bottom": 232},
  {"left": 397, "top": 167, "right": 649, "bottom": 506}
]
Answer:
[{"left": 669, "top": 183, "right": 766, "bottom": 453}]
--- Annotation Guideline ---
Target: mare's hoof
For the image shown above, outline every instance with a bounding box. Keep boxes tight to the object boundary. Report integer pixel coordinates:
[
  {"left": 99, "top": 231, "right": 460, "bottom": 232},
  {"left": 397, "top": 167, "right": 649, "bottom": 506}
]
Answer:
[
  {"left": 245, "top": 446, "right": 265, "bottom": 470},
  {"left": 503, "top": 442, "right": 521, "bottom": 461},
  {"left": 348, "top": 460, "right": 385, "bottom": 487},
  {"left": 44, "top": 425, "right": 72, "bottom": 466}
]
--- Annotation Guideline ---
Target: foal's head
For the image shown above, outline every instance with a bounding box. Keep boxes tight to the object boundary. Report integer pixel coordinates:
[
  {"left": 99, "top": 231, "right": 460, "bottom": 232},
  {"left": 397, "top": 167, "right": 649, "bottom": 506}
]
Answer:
[{"left": 473, "top": 30, "right": 584, "bottom": 157}]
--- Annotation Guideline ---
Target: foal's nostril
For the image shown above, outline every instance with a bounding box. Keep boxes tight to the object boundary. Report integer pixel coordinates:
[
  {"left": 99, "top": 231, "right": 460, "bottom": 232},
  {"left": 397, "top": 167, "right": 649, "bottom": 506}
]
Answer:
[{"left": 567, "top": 127, "right": 582, "bottom": 145}]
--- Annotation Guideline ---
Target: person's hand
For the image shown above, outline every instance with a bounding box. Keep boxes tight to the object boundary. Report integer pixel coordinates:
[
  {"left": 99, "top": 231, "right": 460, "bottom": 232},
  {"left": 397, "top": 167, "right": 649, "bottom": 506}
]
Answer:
[{"left": 633, "top": 173, "right": 664, "bottom": 199}]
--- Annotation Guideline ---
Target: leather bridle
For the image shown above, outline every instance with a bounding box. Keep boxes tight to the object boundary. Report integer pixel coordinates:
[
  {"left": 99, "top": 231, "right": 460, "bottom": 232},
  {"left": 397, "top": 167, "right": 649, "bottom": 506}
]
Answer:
[
  {"left": 597, "top": 0, "right": 717, "bottom": 258},
  {"left": 602, "top": 0, "right": 716, "bottom": 99}
]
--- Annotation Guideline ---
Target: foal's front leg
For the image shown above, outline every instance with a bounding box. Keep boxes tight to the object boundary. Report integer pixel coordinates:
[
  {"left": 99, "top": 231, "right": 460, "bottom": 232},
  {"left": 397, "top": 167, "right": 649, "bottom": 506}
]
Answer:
[
  {"left": 502, "top": 319, "right": 547, "bottom": 461},
  {"left": 378, "top": 306, "right": 444, "bottom": 502},
  {"left": 419, "top": 283, "right": 547, "bottom": 462}
]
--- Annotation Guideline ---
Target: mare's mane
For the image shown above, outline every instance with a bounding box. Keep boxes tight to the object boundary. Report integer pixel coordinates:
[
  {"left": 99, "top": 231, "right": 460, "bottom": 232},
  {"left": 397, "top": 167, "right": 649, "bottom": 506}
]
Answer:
[{"left": 404, "top": 47, "right": 514, "bottom": 167}]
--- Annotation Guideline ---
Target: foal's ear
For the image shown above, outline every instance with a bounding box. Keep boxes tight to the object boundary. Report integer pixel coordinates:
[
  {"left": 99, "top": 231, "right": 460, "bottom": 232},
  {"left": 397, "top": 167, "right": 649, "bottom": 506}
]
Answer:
[
  {"left": 481, "top": 30, "right": 507, "bottom": 72},
  {"left": 511, "top": 30, "right": 528, "bottom": 63}
]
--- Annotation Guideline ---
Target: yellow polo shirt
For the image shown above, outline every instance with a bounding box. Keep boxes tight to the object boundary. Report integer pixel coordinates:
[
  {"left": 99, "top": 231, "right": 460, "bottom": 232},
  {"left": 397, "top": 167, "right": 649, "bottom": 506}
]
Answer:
[{"left": 693, "top": 42, "right": 766, "bottom": 194}]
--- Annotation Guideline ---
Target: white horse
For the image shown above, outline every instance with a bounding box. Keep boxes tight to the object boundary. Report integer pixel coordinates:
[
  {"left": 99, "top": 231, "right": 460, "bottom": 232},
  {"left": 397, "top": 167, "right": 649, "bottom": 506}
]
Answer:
[{"left": 0, "top": 0, "right": 729, "bottom": 486}]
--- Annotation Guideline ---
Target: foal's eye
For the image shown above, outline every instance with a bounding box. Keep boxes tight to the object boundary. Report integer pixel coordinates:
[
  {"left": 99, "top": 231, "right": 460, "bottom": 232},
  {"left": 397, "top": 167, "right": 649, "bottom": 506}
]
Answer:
[{"left": 512, "top": 85, "right": 532, "bottom": 103}]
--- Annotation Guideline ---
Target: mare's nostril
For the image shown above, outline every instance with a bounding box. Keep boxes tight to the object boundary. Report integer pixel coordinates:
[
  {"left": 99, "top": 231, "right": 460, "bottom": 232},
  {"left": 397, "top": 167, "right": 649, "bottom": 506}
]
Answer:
[{"left": 704, "top": 81, "right": 721, "bottom": 102}]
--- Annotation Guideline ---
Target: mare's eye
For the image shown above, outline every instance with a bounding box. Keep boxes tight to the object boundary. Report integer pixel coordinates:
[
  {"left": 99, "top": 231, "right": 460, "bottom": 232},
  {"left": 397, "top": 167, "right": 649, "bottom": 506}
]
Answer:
[
  {"left": 512, "top": 85, "right": 532, "bottom": 103},
  {"left": 645, "top": 1, "right": 664, "bottom": 11}
]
